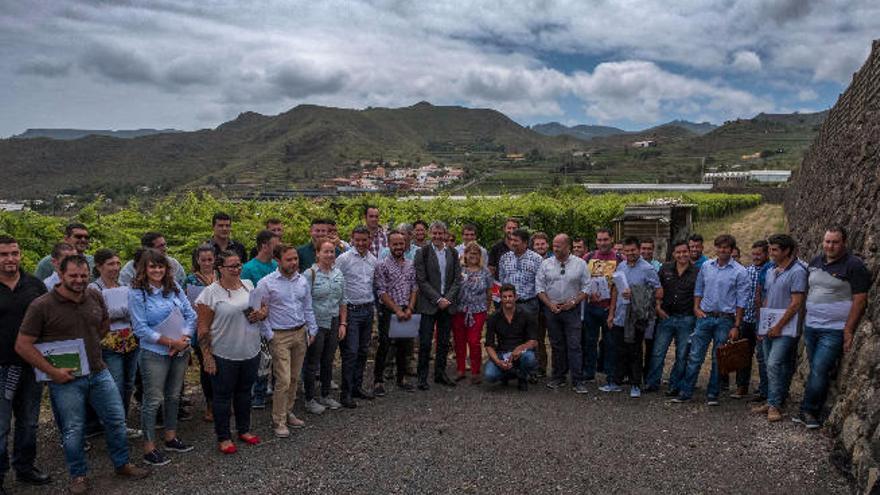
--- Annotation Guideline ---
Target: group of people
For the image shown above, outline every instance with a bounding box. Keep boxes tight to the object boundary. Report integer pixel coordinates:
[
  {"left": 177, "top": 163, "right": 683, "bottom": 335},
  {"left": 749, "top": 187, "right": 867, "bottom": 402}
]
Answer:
[{"left": 0, "top": 206, "right": 870, "bottom": 494}]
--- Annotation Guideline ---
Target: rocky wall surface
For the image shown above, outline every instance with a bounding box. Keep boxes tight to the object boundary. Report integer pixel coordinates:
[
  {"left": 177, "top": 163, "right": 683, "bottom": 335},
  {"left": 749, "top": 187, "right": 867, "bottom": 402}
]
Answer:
[{"left": 786, "top": 39, "right": 880, "bottom": 493}]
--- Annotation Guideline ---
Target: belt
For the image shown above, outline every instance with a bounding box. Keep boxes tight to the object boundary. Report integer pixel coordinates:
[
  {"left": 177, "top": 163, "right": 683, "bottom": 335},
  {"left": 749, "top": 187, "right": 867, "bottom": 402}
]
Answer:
[
  {"left": 273, "top": 324, "right": 305, "bottom": 332},
  {"left": 347, "top": 302, "right": 373, "bottom": 310},
  {"left": 706, "top": 311, "right": 735, "bottom": 319}
]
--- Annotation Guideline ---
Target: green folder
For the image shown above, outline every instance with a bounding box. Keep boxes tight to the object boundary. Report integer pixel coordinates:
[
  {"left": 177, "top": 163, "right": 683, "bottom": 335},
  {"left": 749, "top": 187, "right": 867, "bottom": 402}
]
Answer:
[{"left": 45, "top": 352, "right": 83, "bottom": 376}]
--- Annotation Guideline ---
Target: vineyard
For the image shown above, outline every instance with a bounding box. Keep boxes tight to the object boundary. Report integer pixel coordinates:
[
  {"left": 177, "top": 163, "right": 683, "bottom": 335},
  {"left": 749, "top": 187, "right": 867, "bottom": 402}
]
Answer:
[{"left": 0, "top": 190, "right": 761, "bottom": 272}]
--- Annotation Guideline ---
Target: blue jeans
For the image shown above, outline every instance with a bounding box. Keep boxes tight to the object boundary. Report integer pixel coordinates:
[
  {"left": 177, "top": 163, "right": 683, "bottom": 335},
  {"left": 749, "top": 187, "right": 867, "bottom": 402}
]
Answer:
[
  {"left": 211, "top": 354, "right": 259, "bottom": 442},
  {"left": 646, "top": 315, "right": 695, "bottom": 391},
  {"left": 0, "top": 366, "right": 41, "bottom": 476},
  {"left": 679, "top": 316, "right": 732, "bottom": 400},
  {"left": 340, "top": 304, "right": 374, "bottom": 397},
  {"left": 800, "top": 326, "right": 844, "bottom": 417},
  {"left": 763, "top": 335, "right": 798, "bottom": 408},
  {"left": 48, "top": 369, "right": 129, "bottom": 477},
  {"left": 755, "top": 334, "right": 768, "bottom": 398},
  {"left": 484, "top": 350, "right": 537, "bottom": 382},
  {"left": 139, "top": 349, "right": 190, "bottom": 443},
  {"left": 102, "top": 348, "right": 139, "bottom": 416},
  {"left": 582, "top": 305, "right": 609, "bottom": 380}
]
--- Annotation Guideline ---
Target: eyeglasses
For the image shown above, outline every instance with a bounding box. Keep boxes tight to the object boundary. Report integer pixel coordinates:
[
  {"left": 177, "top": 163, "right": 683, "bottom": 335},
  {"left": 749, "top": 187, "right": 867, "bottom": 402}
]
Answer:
[
  {"left": 72, "top": 234, "right": 90, "bottom": 240},
  {"left": 560, "top": 260, "right": 566, "bottom": 275},
  {"left": 221, "top": 264, "right": 242, "bottom": 270}
]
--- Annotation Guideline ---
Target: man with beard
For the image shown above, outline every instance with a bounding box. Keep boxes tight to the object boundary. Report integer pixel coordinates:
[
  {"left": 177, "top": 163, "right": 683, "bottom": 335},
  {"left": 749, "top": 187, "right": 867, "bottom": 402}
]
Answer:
[
  {"left": 16, "top": 255, "right": 150, "bottom": 494},
  {"left": 34, "top": 223, "right": 93, "bottom": 280}
]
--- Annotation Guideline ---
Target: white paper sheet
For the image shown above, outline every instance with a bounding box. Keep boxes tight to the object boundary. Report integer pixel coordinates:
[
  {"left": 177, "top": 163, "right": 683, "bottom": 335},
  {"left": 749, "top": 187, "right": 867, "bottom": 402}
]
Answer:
[
  {"left": 758, "top": 308, "right": 799, "bottom": 337},
  {"left": 389, "top": 313, "right": 421, "bottom": 338},
  {"left": 33, "top": 339, "right": 90, "bottom": 382},
  {"left": 155, "top": 306, "right": 186, "bottom": 340},
  {"left": 590, "top": 277, "right": 611, "bottom": 300}
]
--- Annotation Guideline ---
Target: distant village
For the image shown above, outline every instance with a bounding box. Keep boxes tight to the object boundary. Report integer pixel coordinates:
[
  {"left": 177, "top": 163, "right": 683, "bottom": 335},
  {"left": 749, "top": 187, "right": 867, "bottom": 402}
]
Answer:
[{"left": 325, "top": 161, "right": 465, "bottom": 193}]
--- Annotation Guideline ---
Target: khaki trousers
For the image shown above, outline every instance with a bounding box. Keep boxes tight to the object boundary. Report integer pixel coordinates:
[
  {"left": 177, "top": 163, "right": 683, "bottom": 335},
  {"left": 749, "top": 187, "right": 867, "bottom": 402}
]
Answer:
[{"left": 270, "top": 328, "right": 307, "bottom": 426}]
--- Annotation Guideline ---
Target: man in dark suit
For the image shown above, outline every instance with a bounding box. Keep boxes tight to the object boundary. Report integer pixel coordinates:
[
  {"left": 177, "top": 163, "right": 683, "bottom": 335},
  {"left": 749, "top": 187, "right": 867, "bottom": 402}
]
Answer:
[{"left": 414, "top": 221, "right": 462, "bottom": 390}]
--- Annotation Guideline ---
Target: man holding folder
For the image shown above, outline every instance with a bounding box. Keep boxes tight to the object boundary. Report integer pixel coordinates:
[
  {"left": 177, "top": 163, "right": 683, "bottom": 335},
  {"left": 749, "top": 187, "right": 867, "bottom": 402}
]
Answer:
[
  {"left": 16, "top": 255, "right": 149, "bottom": 495},
  {"left": 373, "top": 230, "right": 419, "bottom": 396}
]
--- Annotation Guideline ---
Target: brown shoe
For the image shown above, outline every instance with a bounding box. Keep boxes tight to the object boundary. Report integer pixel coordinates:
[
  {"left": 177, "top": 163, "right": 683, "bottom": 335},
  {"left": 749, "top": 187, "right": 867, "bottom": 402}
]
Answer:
[
  {"left": 767, "top": 406, "right": 783, "bottom": 422},
  {"left": 730, "top": 386, "right": 749, "bottom": 399},
  {"left": 115, "top": 463, "right": 150, "bottom": 480},
  {"left": 751, "top": 403, "right": 769, "bottom": 414},
  {"left": 68, "top": 476, "right": 88, "bottom": 495}
]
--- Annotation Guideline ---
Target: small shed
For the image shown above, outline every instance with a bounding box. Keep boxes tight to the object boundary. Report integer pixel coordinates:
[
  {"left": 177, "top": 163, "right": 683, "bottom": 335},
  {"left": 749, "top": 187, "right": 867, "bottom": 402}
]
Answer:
[{"left": 612, "top": 203, "right": 696, "bottom": 261}]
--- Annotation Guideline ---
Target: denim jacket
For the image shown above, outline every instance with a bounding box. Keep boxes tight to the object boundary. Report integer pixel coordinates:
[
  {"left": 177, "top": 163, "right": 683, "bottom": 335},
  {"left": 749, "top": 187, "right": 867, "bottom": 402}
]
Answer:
[
  {"left": 306, "top": 265, "right": 345, "bottom": 329},
  {"left": 129, "top": 283, "right": 197, "bottom": 356}
]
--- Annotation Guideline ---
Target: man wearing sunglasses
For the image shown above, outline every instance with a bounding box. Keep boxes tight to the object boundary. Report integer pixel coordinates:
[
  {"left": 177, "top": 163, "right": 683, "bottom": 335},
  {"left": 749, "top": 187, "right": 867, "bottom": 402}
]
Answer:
[
  {"left": 537, "top": 234, "right": 590, "bottom": 393},
  {"left": 33, "top": 223, "right": 94, "bottom": 281}
]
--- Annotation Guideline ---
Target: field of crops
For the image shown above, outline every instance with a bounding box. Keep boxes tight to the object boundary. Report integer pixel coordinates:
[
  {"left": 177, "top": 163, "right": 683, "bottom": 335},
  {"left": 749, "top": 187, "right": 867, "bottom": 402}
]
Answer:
[{"left": 0, "top": 190, "right": 761, "bottom": 272}]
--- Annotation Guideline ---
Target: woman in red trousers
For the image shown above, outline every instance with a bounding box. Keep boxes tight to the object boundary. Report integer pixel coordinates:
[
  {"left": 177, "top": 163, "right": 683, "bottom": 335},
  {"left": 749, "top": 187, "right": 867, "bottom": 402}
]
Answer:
[{"left": 452, "top": 242, "right": 493, "bottom": 384}]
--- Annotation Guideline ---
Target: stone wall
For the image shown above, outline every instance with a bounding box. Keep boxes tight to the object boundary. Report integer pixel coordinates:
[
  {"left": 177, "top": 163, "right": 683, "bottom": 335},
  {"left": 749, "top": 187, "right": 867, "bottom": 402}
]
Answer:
[{"left": 786, "top": 39, "right": 880, "bottom": 492}]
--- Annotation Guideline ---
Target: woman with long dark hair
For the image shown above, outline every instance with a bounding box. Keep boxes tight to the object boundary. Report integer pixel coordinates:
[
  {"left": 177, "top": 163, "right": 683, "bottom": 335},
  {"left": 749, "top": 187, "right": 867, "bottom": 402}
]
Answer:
[
  {"left": 184, "top": 244, "right": 216, "bottom": 422},
  {"left": 89, "top": 248, "right": 142, "bottom": 438},
  {"left": 129, "top": 249, "right": 197, "bottom": 466},
  {"left": 195, "top": 250, "right": 267, "bottom": 454}
]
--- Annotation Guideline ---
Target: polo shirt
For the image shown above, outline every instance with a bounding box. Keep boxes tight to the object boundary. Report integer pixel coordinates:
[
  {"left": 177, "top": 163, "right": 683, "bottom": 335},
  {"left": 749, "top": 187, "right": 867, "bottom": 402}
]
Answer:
[
  {"left": 806, "top": 252, "right": 871, "bottom": 330},
  {"left": 485, "top": 307, "right": 539, "bottom": 353},
  {"left": 763, "top": 260, "right": 809, "bottom": 310},
  {"left": 0, "top": 270, "right": 48, "bottom": 366},
  {"left": 241, "top": 257, "right": 278, "bottom": 285},
  {"left": 19, "top": 288, "right": 108, "bottom": 372}
]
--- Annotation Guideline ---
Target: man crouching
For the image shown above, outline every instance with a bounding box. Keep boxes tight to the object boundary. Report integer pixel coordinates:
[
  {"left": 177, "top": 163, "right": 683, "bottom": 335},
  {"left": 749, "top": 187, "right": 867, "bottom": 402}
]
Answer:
[{"left": 484, "top": 284, "right": 538, "bottom": 391}]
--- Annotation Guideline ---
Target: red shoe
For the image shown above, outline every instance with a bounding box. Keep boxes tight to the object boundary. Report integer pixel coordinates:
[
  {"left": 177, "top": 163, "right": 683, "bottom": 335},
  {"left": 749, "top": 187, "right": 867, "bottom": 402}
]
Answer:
[
  {"left": 238, "top": 434, "right": 261, "bottom": 445},
  {"left": 219, "top": 442, "right": 237, "bottom": 454}
]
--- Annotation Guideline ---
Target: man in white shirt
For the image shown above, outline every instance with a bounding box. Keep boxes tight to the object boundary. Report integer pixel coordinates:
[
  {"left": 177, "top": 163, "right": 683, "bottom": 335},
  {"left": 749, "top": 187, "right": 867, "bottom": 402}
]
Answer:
[
  {"left": 253, "top": 244, "right": 318, "bottom": 438},
  {"left": 119, "top": 232, "right": 186, "bottom": 287},
  {"left": 335, "top": 226, "right": 378, "bottom": 408},
  {"left": 537, "top": 234, "right": 591, "bottom": 393}
]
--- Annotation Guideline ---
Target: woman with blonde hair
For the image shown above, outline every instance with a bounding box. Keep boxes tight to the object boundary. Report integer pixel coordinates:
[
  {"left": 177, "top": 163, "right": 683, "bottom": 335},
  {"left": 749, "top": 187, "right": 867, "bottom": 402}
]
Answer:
[{"left": 452, "top": 242, "right": 493, "bottom": 384}]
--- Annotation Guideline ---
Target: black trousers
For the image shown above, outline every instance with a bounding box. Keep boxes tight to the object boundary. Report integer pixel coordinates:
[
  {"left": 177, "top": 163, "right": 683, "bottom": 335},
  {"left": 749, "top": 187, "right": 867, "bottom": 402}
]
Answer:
[
  {"left": 375, "top": 307, "right": 414, "bottom": 383},
  {"left": 417, "top": 309, "right": 453, "bottom": 383},
  {"left": 304, "top": 318, "right": 340, "bottom": 401},
  {"left": 610, "top": 325, "right": 645, "bottom": 387}
]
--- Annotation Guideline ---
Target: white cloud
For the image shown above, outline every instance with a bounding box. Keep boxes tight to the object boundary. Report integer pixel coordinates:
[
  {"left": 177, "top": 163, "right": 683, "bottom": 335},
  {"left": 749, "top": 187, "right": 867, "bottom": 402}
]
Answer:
[
  {"left": 0, "top": 0, "right": 874, "bottom": 136},
  {"left": 570, "top": 61, "right": 773, "bottom": 125},
  {"left": 731, "top": 51, "right": 762, "bottom": 72},
  {"left": 797, "top": 88, "right": 819, "bottom": 101}
]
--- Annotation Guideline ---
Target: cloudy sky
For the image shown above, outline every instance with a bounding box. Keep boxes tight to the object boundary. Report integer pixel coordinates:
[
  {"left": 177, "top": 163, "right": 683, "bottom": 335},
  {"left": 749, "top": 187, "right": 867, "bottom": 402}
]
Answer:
[{"left": 1, "top": 0, "right": 877, "bottom": 137}]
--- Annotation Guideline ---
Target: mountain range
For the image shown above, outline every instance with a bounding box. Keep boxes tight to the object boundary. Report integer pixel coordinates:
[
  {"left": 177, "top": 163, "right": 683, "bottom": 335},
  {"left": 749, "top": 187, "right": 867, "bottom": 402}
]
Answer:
[
  {"left": 530, "top": 119, "right": 717, "bottom": 140},
  {"left": 13, "top": 128, "right": 182, "bottom": 140},
  {"left": 0, "top": 102, "right": 827, "bottom": 200}
]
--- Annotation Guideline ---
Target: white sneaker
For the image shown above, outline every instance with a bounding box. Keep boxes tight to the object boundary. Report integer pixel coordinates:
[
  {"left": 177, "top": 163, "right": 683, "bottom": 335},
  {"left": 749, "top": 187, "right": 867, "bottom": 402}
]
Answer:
[
  {"left": 126, "top": 427, "right": 143, "bottom": 439},
  {"left": 305, "top": 399, "right": 326, "bottom": 415},
  {"left": 330, "top": 380, "right": 339, "bottom": 391},
  {"left": 319, "top": 396, "right": 342, "bottom": 410}
]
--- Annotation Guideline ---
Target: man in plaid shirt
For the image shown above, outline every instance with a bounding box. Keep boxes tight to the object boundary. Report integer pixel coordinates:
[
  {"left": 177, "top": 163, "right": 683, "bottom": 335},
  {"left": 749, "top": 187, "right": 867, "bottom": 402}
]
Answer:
[
  {"left": 498, "top": 229, "right": 544, "bottom": 316},
  {"left": 360, "top": 205, "right": 387, "bottom": 258},
  {"left": 373, "top": 230, "right": 418, "bottom": 396},
  {"left": 732, "top": 240, "right": 770, "bottom": 400}
]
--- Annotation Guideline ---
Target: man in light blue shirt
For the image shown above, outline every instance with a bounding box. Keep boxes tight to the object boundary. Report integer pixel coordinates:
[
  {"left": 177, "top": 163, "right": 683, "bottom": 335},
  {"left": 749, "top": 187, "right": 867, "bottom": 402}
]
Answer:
[
  {"left": 674, "top": 234, "right": 749, "bottom": 405},
  {"left": 379, "top": 223, "right": 419, "bottom": 261}
]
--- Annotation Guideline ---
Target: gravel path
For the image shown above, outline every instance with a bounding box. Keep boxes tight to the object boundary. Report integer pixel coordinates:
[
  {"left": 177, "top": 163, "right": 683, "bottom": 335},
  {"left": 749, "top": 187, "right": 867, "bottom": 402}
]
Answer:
[{"left": 13, "top": 365, "right": 850, "bottom": 495}]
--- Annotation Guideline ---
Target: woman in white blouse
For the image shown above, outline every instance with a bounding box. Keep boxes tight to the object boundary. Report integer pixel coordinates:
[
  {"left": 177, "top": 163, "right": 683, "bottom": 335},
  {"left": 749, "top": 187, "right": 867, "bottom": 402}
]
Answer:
[{"left": 195, "top": 250, "right": 268, "bottom": 454}]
